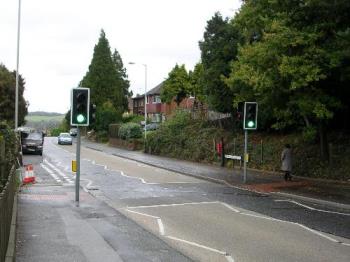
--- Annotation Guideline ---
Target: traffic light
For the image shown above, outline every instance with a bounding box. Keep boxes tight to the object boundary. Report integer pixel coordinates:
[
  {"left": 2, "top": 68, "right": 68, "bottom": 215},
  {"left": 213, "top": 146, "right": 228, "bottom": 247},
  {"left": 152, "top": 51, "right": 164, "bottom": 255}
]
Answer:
[
  {"left": 90, "top": 103, "right": 96, "bottom": 124},
  {"left": 244, "top": 102, "right": 258, "bottom": 130},
  {"left": 71, "top": 88, "right": 90, "bottom": 126}
]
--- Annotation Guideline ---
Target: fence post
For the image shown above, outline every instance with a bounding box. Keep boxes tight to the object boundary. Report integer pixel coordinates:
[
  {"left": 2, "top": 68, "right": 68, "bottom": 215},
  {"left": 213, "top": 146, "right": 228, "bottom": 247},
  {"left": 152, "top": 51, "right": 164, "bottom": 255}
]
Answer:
[
  {"left": 0, "top": 138, "right": 5, "bottom": 184},
  {"left": 233, "top": 138, "right": 236, "bottom": 156},
  {"left": 221, "top": 137, "right": 225, "bottom": 167},
  {"left": 260, "top": 139, "right": 264, "bottom": 164},
  {"left": 328, "top": 143, "right": 333, "bottom": 167}
]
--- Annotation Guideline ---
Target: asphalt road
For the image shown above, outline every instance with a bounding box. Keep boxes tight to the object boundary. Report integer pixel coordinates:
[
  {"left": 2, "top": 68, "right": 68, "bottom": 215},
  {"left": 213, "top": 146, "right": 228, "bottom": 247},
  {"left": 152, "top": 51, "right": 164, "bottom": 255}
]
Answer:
[{"left": 18, "top": 137, "right": 350, "bottom": 262}]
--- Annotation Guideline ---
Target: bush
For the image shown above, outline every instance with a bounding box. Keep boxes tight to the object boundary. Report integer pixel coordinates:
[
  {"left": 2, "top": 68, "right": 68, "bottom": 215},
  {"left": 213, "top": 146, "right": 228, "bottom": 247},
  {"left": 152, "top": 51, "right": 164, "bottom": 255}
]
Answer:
[
  {"left": 96, "top": 130, "right": 108, "bottom": 143},
  {"left": 122, "top": 114, "right": 144, "bottom": 124},
  {"left": 118, "top": 123, "right": 142, "bottom": 140},
  {"left": 95, "top": 101, "right": 122, "bottom": 131},
  {"left": 0, "top": 122, "right": 18, "bottom": 189},
  {"left": 51, "top": 127, "right": 66, "bottom": 137},
  {"left": 146, "top": 110, "right": 223, "bottom": 162}
]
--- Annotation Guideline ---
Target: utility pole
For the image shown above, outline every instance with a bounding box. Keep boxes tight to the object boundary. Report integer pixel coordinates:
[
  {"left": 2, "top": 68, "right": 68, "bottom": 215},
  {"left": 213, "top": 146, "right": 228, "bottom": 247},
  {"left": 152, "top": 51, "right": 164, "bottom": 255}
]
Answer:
[{"left": 15, "top": 0, "right": 22, "bottom": 129}]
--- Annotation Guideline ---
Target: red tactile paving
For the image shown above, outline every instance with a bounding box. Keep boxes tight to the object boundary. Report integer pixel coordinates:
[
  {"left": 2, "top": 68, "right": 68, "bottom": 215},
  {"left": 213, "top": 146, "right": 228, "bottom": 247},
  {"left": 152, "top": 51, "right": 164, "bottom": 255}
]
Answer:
[{"left": 241, "top": 180, "right": 311, "bottom": 193}]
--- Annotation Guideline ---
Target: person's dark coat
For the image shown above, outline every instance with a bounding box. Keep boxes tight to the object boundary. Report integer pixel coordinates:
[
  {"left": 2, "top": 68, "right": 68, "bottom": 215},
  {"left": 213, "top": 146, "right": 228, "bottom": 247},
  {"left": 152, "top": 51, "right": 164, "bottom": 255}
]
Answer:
[{"left": 281, "top": 148, "right": 292, "bottom": 172}]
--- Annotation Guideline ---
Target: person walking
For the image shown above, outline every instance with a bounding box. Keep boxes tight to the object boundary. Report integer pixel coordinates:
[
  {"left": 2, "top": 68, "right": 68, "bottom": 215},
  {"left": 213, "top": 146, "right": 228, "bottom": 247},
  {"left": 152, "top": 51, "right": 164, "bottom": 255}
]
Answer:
[{"left": 281, "top": 144, "right": 292, "bottom": 181}]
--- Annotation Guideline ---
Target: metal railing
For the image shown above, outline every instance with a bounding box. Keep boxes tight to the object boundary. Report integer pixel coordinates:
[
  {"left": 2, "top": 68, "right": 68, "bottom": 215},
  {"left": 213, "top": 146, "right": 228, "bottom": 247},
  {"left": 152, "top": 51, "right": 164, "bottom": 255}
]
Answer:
[{"left": 0, "top": 165, "right": 16, "bottom": 262}]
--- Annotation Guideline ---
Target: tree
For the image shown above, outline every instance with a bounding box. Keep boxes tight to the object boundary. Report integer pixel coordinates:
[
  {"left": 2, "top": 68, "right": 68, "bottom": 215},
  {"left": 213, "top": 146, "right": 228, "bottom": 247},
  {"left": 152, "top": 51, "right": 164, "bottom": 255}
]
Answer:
[
  {"left": 161, "top": 64, "right": 191, "bottom": 105},
  {"left": 112, "top": 49, "right": 131, "bottom": 112},
  {"left": 189, "top": 63, "right": 206, "bottom": 103},
  {"left": 0, "top": 64, "right": 28, "bottom": 127},
  {"left": 225, "top": 0, "right": 350, "bottom": 159},
  {"left": 199, "top": 12, "right": 241, "bottom": 113},
  {"left": 80, "top": 30, "right": 130, "bottom": 130}
]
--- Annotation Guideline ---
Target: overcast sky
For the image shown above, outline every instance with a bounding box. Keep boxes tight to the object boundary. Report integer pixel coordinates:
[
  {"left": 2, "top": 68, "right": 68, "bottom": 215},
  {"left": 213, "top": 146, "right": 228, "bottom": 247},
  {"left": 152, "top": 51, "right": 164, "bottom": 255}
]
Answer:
[{"left": 0, "top": 0, "right": 241, "bottom": 113}]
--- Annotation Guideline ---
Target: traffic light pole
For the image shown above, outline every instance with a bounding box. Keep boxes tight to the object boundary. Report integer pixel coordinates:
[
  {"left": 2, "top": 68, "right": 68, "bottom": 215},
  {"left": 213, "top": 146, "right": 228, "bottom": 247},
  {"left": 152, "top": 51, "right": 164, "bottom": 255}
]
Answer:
[
  {"left": 75, "top": 127, "right": 81, "bottom": 203},
  {"left": 243, "top": 130, "right": 248, "bottom": 184}
]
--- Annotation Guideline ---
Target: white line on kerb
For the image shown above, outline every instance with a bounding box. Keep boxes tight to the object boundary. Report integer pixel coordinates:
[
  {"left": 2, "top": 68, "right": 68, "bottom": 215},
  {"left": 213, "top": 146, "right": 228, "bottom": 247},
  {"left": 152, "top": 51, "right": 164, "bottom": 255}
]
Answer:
[{"left": 274, "top": 199, "right": 350, "bottom": 216}]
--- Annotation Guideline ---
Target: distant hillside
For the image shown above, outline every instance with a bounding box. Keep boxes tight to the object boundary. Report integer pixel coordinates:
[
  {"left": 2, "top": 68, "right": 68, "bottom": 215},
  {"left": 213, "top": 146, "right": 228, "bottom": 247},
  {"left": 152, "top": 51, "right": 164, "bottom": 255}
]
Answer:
[
  {"left": 25, "top": 112, "right": 65, "bottom": 130},
  {"left": 28, "top": 111, "right": 63, "bottom": 117}
]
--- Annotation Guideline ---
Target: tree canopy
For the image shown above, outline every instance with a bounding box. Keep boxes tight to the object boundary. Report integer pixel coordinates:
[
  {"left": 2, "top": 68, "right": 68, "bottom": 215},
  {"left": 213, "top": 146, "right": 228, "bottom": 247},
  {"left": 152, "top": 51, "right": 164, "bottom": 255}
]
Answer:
[
  {"left": 80, "top": 30, "right": 129, "bottom": 112},
  {"left": 0, "top": 64, "right": 28, "bottom": 127},
  {"left": 199, "top": 12, "right": 241, "bottom": 113},
  {"left": 161, "top": 64, "right": 191, "bottom": 105}
]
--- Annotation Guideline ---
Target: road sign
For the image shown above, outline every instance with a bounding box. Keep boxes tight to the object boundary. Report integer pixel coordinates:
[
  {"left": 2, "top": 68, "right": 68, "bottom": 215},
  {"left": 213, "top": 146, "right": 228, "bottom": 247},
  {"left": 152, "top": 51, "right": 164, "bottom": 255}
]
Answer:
[{"left": 71, "top": 88, "right": 90, "bottom": 126}]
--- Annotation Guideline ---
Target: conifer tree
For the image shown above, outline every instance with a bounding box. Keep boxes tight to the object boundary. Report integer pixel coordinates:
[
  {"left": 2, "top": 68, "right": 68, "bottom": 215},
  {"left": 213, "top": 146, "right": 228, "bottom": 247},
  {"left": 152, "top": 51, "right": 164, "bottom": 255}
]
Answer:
[
  {"left": 80, "top": 30, "right": 130, "bottom": 130},
  {"left": 80, "top": 30, "right": 129, "bottom": 111}
]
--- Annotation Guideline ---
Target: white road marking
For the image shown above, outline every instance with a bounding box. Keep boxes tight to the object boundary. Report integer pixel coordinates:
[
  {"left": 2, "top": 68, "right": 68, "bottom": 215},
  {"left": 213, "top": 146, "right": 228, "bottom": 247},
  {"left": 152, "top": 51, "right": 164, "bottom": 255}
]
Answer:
[
  {"left": 274, "top": 199, "right": 350, "bottom": 216},
  {"left": 40, "top": 163, "right": 62, "bottom": 183},
  {"left": 296, "top": 223, "right": 340, "bottom": 243},
  {"left": 125, "top": 208, "right": 234, "bottom": 261},
  {"left": 157, "top": 218, "right": 165, "bottom": 236},
  {"left": 225, "top": 255, "right": 235, "bottom": 262},
  {"left": 127, "top": 201, "right": 219, "bottom": 209},
  {"left": 128, "top": 201, "right": 350, "bottom": 247},
  {"left": 50, "top": 139, "right": 74, "bottom": 155},
  {"left": 44, "top": 159, "right": 74, "bottom": 184},
  {"left": 220, "top": 202, "right": 240, "bottom": 213},
  {"left": 166, "top": 235, "right": 229, "bottom": 256},
  {"left": 125, "top": 209, "right": 160, "bottom": 219}
]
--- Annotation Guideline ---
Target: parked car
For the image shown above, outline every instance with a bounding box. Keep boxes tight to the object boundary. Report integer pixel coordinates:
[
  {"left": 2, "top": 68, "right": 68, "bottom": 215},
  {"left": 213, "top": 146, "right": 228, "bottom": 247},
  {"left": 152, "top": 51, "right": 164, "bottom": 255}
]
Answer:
[
  {"left": 21, "top": 132, "right": 44, "bottom": 155},
  {"left": 144, "top": 123, "right": 160, "bottom": 131},
  {"left": 69, "top": 128, "right": 78, "bottom": 136},
  {"left": 58, "top": 133, "right": 73, "bottom": 145}
]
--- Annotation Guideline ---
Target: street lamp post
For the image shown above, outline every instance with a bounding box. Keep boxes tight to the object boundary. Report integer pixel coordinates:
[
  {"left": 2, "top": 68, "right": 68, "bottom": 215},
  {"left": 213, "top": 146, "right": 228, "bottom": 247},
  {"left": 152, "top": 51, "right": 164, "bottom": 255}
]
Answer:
[
  {"left": 15, "top": 0, "right": 22, "bottom": 129},
  {"left": 129, "top": 62, "right": 148, "bottom": 140}
]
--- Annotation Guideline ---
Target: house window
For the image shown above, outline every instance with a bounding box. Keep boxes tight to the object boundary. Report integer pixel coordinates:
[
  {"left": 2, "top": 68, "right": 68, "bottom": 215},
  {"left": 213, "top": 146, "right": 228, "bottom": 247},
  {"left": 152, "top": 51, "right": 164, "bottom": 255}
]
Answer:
[{"left": 153, "top": 96, "right": 161, "bottom": 104}]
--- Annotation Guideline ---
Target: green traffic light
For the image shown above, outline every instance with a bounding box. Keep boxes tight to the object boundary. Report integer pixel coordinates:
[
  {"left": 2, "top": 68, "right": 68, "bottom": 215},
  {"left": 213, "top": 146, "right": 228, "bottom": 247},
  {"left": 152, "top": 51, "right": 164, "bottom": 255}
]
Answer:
[
  {"left": 77, "top": 114, "right": 85, "bottom": 123},
  {"left": 247, "top": 120, "right": 255, "bottom": 128}
]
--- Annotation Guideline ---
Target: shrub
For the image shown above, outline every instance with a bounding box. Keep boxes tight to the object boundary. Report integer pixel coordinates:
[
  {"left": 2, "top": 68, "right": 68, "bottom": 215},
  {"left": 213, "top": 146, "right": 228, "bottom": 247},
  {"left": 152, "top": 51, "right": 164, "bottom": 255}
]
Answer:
[
  {"left": 146, "top": 110, "right": 224, "bottom": 162},
  {"left": 118, "top": 123, "right": 142, "bottom": 140},
  {"left": 122, "top": 114, "right": 144, "bottom": 124},
  {"left": 96, "top": 130, "right": 108, "bottom": 143},
  {"left": 51, "top": 127, "right": 67, "bottom": 137},
  {"left": 0, "top": 122, "right": 18, "bottom": 189},
  {"left": 95, "top": 101, "right": 122, "bottom": 131}
]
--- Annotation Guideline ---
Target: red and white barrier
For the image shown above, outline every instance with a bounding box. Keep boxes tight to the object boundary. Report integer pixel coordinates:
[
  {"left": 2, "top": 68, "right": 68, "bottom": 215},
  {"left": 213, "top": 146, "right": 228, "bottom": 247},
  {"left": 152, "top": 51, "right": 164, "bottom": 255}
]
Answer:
[{"left": 23, "top": 164, "right": 36, "bottom": 184}]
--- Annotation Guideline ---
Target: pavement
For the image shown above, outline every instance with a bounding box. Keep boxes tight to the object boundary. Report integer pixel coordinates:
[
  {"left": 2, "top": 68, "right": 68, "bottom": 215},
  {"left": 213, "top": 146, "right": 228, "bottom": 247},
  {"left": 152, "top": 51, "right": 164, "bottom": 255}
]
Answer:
[{"left": 82, "top": 139, "right": 350, "bottom": 211}]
